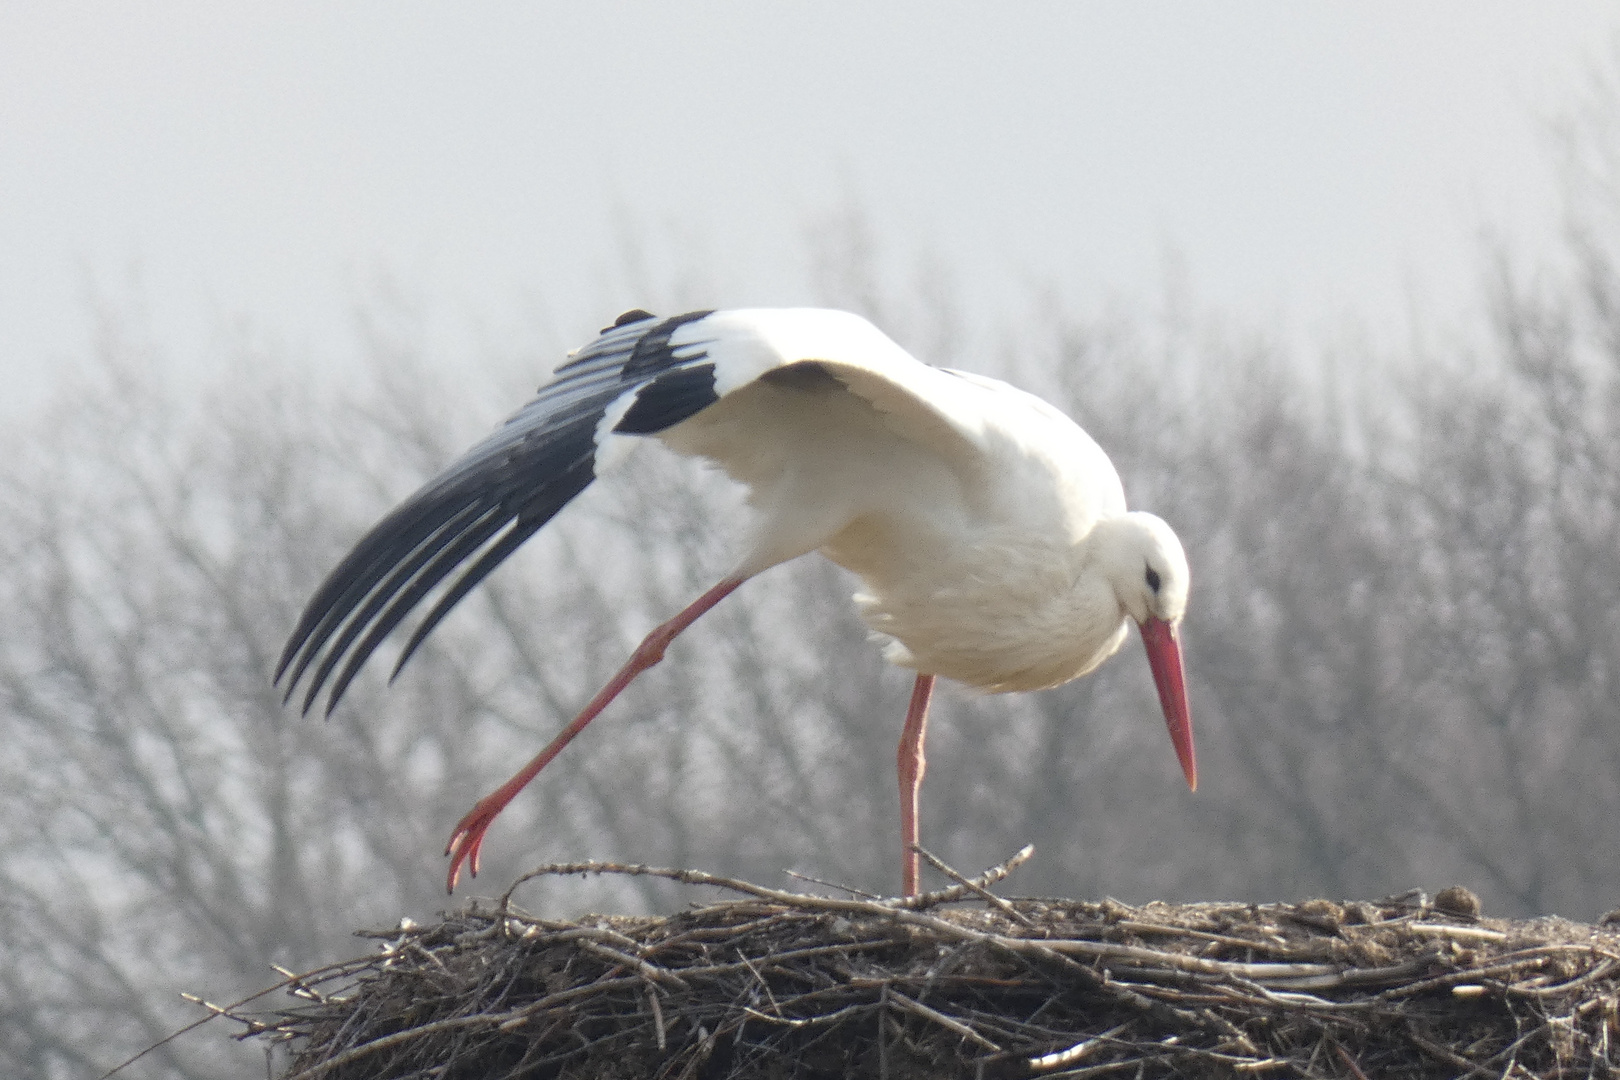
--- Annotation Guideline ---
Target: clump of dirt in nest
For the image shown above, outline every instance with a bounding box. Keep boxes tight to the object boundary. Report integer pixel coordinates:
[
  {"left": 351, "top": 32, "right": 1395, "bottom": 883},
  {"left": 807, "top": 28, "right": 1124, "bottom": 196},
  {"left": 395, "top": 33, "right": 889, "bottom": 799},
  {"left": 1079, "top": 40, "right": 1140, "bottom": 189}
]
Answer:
[{"left": 234, "top": 853, "right": 1618, "bottom": 1079}]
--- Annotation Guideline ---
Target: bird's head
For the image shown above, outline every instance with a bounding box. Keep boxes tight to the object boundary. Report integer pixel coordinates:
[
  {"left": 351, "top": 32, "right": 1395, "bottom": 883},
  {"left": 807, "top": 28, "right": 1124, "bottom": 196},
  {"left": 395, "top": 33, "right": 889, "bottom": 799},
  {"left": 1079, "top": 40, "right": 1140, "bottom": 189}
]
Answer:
[
  {"left": 1100, "top": 511, "right": 1189, "bottom": 626},
  {"left": 1096, "top": 512, "right": 1196, "bottom": 791}
]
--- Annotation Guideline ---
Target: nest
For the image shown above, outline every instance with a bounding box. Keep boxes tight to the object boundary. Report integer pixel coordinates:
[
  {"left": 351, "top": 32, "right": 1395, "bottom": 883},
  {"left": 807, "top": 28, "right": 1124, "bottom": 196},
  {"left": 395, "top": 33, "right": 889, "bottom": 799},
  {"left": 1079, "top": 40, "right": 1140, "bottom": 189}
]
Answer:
[{"left": 232, "top": 851, "right": 1619, "bottom": 1079}]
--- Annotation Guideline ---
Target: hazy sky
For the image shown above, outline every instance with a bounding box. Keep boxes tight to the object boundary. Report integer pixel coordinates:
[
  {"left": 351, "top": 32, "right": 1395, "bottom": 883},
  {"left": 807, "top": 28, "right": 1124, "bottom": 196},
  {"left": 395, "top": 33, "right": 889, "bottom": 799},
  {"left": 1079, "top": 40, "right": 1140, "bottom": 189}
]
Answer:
[{"left": 2, "top": 3, "right": 1614, "bottom": 417}]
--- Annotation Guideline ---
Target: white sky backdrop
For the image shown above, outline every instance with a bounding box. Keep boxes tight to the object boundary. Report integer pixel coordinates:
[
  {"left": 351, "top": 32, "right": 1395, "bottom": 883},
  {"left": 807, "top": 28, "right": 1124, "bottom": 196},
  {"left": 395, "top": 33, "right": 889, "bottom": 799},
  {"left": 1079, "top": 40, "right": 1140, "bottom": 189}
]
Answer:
[{"left": 2, "top": 2, "right": 1615, "bottom": 418}]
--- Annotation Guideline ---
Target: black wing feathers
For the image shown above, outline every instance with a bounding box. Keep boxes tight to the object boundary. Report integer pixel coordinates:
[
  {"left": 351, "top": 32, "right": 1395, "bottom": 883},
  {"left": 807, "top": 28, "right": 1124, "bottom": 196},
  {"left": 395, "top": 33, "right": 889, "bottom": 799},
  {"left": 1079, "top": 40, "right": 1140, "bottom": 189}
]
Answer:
[
  {"left": 614, "top": 364, "right": 717, "bottom": 434},
  {"left": 276, "top": 309, "right": 720, "bottom": 714}
]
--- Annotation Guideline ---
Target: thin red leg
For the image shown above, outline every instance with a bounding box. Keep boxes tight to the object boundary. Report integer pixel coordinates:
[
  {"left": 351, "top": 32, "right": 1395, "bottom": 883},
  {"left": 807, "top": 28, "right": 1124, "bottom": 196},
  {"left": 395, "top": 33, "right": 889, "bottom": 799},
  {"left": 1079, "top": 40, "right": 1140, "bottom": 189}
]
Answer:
[
  {"left": 896, "top": 673, "right": 935, "bottom": 898},
  {"left": 444, "top": 575, "right": 746, "bottom": 892}
]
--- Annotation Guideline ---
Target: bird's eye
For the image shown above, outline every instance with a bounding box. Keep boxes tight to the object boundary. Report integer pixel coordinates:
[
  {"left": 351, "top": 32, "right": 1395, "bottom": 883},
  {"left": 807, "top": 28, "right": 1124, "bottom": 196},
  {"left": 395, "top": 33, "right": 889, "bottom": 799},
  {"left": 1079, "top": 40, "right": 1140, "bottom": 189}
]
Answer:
[{"left": 1145, "top": 567, "right": 1162, "bottom": 594}]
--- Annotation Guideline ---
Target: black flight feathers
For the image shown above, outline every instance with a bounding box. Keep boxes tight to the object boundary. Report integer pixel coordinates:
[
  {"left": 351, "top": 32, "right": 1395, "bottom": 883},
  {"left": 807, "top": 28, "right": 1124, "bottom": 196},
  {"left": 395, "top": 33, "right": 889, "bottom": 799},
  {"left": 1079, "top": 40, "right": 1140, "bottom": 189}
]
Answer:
[{"left": 275, "top": 309, "right": 719, "bottom": 715}]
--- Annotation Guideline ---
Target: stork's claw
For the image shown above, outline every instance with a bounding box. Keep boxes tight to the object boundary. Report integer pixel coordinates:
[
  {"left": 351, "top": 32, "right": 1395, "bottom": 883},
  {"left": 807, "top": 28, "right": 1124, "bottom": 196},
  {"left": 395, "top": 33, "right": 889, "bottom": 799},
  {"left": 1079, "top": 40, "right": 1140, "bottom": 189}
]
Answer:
[{"left": 444, "top": 797, "right": 502, "bottom": 893}]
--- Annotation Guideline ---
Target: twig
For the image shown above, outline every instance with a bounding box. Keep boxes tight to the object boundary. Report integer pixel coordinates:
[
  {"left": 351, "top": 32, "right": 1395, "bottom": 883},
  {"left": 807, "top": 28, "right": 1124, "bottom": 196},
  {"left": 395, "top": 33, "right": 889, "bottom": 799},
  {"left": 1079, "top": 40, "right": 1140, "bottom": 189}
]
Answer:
[
  {"left": 1403, "top": 923, "right": 1508, "bottom": 943},
  {"left": 1034, "top": 939, "right": 1340, "bottom": 983},
  {"left": 886, "top": 988, "right": 1002, "bottom": 1051},
  {"left": 782, "top": 869, "right": 883, "bottom": 899},
  {"left": 1381, "top": 957, "right": 1553, "bottom": 999},
  {"left": 911, "top": 843, "right": 1035, "bottom": 925},
  {"left": 1261, "top": 955, "right": 1440, "bottom": 991},
  {"left": 1407, "top": 1027, "right": 1496, "bottom": 1078},
  {"left": 579, "top": 939, "right": 692, "bottom": 988},
  {"left": 1039, "top": 1058, "right": 1159, "bottom": 1078},
  {"left": 270, "top": 962, "right": 331, "bottom": 1004},
  {"left": 895, "top": 845, "right": 1036, "bottom": 911},
  {"left": 1115, "top": 920, "right": 1322, "bottom": 955},
  {"left": 178, "top": 992, "right": 262, "bottom": 1030},
  {"left": 97, "top": 956, "right": 376, "bottom": 1079},
  {"left": 497, "top": 859, "right": 895, "bottom": 912},
  {"left": 647, "top": 988, "right": 666, "bottom": 1051},
  {"left": 1335, "top": 1045, "right": 1372, "bottom": 1080},
  {"left": 1506, "top": 957, "right": 1617, "bottom": 998},
  {"left": 1029, "top": 1022, "right": 1133, "bottom": 1071},
  {"left": 740, "top": 1001, "right": 874, "bottom": 1028}
]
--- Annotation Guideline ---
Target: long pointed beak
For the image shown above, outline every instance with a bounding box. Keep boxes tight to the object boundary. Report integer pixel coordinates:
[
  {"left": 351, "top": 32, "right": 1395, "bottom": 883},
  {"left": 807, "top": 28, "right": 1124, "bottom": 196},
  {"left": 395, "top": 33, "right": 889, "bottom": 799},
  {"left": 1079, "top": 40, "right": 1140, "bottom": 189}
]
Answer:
[{"left": 1138, "top": 617, "right": 1197, "bottom": 791}]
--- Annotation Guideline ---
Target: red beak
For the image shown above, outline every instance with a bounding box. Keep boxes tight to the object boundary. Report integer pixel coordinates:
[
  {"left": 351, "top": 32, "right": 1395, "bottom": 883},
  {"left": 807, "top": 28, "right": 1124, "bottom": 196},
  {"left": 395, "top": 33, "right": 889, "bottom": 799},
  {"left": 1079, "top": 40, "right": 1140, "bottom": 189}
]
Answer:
[{"left": 1138, "top": 617, "right": 1197, "bottom": 791}]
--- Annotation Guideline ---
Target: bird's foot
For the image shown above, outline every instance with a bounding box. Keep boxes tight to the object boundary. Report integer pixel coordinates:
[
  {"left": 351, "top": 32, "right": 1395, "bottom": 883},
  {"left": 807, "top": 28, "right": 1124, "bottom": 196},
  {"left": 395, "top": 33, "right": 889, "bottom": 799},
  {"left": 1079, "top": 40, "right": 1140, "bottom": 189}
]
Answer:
[{"left": 444, "top": 797, "right": 502, "bottom": 893}]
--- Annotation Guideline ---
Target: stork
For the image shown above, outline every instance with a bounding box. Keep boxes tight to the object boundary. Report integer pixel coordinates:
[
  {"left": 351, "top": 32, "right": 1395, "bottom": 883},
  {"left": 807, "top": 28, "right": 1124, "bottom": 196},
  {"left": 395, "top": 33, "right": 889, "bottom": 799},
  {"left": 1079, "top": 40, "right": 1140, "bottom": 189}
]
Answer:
[{"left": 276, "top": 308, "right": 1196, "bottom": 896}]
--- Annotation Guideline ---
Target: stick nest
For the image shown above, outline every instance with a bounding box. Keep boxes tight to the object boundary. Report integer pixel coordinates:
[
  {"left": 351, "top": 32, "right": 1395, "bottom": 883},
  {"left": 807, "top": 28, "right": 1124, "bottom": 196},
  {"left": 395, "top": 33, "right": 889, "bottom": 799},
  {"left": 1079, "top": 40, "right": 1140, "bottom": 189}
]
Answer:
[{"left": 242, "top": 853, "right": 1620, "bottom": 1079}]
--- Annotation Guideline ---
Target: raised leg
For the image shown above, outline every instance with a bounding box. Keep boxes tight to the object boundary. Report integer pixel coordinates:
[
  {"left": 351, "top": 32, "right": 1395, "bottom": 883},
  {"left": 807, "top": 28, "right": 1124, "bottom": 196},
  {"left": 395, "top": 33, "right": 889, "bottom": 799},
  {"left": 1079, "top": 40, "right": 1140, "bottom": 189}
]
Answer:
[
  {"left": 444, "top": 575, "right": 746, "bottom": 892},
  {"left": 896, "top": 673, "right": 936, "bottom": 898}
]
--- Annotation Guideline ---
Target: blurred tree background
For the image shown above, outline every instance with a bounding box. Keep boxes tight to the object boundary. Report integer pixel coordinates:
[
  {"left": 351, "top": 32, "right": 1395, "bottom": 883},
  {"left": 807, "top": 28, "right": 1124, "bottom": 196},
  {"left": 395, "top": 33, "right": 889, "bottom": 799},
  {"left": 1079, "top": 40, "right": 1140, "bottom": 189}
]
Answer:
[{"left": 5, "top": 84, "right": 1620, "bottom": 1080}]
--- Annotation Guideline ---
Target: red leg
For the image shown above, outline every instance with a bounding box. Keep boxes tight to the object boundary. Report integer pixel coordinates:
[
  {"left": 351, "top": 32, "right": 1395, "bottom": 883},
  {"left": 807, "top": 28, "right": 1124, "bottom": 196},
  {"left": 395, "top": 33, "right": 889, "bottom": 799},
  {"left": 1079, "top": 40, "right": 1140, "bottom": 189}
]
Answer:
[
  {"left": 444, "top": 575, "right": 746, "bottom": 892},
  {"left": 896, "top": 673, "right": 935, "bottom": 898}
]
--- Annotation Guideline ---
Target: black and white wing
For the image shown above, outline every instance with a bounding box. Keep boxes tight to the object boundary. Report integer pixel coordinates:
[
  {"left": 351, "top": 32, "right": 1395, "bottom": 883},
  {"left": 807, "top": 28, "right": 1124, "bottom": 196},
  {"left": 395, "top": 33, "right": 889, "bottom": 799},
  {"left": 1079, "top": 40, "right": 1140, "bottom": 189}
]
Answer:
[
  {"left": 275, "top": 309, "right": 721, "bottom": 714},
  {"left": 276, "top": 305, "right": 1005, "bottom": 715}
]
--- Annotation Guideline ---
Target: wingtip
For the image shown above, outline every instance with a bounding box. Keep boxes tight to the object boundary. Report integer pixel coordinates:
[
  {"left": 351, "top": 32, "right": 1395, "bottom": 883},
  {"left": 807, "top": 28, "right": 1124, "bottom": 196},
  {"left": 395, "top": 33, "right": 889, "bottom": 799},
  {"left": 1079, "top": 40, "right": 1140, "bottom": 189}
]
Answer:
[
  {"left": 320, "top": 679, "right": 353, "bottom": 719},
  {"left": 388, "top": 638, "right": 424, "bottom": 684},
  {"left": 301, "top": 680, "right": 326, "bottom": 718},
  {"left": 271, "top": 639, "right": 297, "bottom": 685}
]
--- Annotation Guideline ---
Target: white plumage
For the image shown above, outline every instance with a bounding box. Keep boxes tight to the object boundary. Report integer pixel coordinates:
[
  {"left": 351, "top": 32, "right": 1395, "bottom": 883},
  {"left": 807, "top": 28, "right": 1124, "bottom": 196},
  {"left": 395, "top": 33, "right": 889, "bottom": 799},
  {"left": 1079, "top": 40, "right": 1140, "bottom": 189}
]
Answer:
[{"left": 278, "top": 307, "right": 1196, "bottom": 896}]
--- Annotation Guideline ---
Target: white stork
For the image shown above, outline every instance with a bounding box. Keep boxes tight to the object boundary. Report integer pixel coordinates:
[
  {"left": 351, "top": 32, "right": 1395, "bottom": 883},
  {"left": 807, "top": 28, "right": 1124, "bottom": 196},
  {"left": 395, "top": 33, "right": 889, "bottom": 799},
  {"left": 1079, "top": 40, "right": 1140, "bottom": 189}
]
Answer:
[{"left": 276, "top": 308, "right": 1196, "bottom": 896}]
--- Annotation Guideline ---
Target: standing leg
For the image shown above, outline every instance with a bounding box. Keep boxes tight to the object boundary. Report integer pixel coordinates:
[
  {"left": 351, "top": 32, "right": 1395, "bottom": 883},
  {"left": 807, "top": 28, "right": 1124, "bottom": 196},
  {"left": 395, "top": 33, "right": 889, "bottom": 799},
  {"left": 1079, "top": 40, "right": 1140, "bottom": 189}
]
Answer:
[
  {"left": 896, "top": 673, "right": 936, "bottom": 898},
  {"left": 444, "top": 575, "right": 746, "bottom": 892}
]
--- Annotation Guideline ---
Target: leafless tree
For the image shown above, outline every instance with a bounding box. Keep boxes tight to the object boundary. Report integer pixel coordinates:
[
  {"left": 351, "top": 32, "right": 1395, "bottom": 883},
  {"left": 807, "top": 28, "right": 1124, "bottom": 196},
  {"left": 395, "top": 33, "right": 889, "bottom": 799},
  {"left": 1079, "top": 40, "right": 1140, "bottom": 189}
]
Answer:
[{"left": 1383, "top": 247, "right": 1620, "bottom": 916}]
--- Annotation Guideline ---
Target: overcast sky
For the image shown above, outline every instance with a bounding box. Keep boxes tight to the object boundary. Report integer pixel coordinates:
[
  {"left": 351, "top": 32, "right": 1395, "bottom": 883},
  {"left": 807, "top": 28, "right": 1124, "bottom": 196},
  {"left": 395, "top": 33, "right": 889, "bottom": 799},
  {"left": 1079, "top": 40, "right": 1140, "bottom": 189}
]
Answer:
[{"left": 2, "top": 3, "right": 1615, "bottom": 418}]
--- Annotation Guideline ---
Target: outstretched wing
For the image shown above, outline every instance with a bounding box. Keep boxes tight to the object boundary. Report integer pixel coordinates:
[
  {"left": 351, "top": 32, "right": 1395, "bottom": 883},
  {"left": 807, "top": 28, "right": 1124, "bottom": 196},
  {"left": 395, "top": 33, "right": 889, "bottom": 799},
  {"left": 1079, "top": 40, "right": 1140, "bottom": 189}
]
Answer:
[
  {"left": 275, "top": 308, "right": 719, "bottom": 715},
  {"left": 276, "top": 306, "right": 997, "bottom": 715}
]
